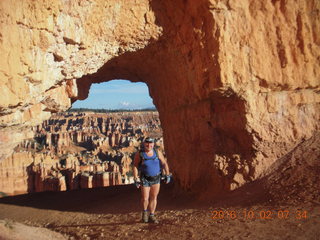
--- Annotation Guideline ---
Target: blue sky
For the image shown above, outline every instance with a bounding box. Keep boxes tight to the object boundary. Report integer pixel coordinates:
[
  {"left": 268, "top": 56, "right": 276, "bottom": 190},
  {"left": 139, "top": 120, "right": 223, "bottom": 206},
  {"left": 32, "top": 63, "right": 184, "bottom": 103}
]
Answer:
[{"left": 72, "top": 80, "right": 156, "bottom": 109}]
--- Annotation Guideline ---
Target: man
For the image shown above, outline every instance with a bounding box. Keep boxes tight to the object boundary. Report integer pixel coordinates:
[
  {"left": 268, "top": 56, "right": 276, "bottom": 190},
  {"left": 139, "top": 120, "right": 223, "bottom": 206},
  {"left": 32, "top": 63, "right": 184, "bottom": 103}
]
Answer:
[{"left": 133, "top": 137, "right": 171, "bottom": 224}]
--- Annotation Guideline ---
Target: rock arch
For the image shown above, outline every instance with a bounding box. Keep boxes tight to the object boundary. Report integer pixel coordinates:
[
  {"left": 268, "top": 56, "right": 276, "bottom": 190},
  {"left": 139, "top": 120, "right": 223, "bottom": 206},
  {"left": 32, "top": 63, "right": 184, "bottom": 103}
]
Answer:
[{"left": 0, "top": 0, "right": 319, "bottom": 197}]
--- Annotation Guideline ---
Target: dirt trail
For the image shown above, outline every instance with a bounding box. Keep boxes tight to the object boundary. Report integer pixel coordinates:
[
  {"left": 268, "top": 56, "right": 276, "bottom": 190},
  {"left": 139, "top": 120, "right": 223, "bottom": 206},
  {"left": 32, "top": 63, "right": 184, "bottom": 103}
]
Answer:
[{"left": 0, "top": 133, "right": 319, "bottom": 240}]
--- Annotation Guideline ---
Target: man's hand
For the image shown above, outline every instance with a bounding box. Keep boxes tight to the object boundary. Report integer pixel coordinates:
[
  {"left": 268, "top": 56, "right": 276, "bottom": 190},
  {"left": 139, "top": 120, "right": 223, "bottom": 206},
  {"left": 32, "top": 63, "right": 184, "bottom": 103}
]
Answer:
[
  {"left": 165, "top": 174, "right": 172, "bottom": 184},
  {"left": 134, "top": 179, "right": 141, "bottom": 188}
]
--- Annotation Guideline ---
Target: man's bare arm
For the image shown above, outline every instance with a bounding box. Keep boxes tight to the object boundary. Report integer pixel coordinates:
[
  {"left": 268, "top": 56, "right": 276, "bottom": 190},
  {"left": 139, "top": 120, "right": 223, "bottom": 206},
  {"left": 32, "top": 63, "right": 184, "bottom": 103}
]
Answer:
[
  {"left": 158, "top": 151, "right": 170, "bottom": 175},
  {"left": 133, "top": 152, "right": 141, "bottom": 180}
]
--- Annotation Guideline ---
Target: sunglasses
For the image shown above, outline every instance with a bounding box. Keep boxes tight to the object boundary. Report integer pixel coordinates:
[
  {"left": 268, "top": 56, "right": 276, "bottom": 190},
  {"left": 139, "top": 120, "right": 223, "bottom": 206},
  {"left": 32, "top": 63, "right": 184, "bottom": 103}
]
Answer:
[{"left": 144, "top": 137, "right": 155, "bottom": 143}]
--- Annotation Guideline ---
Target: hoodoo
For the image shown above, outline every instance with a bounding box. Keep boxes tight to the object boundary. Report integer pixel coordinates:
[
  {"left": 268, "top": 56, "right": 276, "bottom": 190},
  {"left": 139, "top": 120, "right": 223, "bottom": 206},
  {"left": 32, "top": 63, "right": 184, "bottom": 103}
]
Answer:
[{"left": 0, "top": 0, "right": 319, "bottom": 197}]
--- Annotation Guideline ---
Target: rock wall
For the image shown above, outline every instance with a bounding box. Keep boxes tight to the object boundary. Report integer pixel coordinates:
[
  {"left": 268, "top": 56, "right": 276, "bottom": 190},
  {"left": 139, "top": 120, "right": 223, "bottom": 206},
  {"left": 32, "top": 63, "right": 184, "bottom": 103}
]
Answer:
[{"left": 0, "top": 0, "right": 319, "bottom": 197}]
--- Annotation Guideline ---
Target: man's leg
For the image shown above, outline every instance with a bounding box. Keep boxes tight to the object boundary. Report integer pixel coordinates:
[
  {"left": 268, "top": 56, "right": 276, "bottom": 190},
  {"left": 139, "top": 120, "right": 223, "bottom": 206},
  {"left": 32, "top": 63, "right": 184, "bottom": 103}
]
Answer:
[
  {"left": 148, "top": 183, "right": 160, "bottom": 223},
  {"left": 149, "top": 183, "right": 160, "bottom": 214},
  {"left": 141, "top": 186, "right": 150, "bottom": 210},
  {"left": 141, "top": 185, "right": 150, "bottom": 223}
]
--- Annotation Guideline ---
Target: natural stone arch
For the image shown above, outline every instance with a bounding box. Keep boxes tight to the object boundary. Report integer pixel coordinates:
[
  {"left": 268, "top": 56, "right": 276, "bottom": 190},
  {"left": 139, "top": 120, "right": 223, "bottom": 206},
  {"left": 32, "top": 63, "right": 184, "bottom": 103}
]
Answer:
[
  {"left": 0, "top": 0, "right": 319, "bottom": 198},
  {"left": 73, "top": 39, "right": 255, "bottom": 196}
]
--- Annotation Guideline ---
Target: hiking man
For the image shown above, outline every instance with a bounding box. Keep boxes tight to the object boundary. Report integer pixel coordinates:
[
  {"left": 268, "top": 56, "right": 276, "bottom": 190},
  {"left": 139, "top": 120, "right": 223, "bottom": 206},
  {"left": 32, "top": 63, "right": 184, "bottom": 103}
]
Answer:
[{"left": 133, "top": 137, "right": 171, "bottom": 223}]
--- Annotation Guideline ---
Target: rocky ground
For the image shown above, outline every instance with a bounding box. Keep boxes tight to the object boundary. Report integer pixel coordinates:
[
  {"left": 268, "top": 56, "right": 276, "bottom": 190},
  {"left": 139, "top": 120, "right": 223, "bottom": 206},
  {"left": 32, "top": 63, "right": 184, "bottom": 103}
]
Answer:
[{"left": 0, "top": 133, "right": 319, "bottom": 240}]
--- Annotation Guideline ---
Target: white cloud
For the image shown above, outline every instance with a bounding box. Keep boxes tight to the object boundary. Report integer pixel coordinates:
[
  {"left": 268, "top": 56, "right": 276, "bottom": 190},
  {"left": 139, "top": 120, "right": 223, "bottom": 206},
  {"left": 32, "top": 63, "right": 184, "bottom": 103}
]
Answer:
[{"left": 120, "top": 101, "right": 130, "bottom": 107}]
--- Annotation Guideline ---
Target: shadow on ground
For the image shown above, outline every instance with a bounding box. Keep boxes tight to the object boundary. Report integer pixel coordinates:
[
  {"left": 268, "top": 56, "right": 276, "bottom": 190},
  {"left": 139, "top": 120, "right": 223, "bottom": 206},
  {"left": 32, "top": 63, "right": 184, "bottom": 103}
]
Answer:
[
  {"left": 0, "top": 182, "right": 199, "bottom": 214},
  {"left": 0, "top": 181, "right": 273, "bottom": 219}
]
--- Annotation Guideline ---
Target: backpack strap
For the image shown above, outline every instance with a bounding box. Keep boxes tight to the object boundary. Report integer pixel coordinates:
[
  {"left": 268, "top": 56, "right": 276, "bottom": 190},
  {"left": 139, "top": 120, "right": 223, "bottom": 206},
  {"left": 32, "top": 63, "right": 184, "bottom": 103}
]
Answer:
[
  {"left": 139, "top": 150, "right": 145, "bottom": 168},
  {"left": 154, "top": 149, "right": 159, "bottom": 159}
]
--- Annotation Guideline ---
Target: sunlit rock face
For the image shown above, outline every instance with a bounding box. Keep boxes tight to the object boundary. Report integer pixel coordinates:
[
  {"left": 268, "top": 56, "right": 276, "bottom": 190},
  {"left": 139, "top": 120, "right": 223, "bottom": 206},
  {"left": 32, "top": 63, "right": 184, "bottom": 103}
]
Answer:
[
  {"left": 0, "top": 0, "right": 319, "bottom": 197},
  {"left": 0, "top": 0, "right": 161, "bottom": 159}
]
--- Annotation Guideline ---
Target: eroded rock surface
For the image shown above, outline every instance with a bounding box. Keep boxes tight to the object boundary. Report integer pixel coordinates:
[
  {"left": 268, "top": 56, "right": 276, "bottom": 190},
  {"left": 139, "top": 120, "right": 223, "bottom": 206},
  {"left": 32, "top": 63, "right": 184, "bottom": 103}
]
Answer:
[{"left": 0, "top": 0, "right": 319, "bottom": 197}]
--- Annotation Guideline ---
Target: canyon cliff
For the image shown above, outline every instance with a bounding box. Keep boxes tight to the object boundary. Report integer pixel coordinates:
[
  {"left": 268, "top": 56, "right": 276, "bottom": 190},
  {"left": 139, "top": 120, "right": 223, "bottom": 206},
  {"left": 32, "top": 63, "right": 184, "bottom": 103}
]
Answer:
[{"left": 0, "top": 0, "right": 319, "bottom": 197}]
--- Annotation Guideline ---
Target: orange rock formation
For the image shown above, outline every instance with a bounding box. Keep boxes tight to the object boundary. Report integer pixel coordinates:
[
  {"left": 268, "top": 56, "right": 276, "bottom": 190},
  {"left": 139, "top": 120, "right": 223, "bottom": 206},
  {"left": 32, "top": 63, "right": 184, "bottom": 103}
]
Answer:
[{"left": 0, "top": 0, "right": 319, "bottom": 197}]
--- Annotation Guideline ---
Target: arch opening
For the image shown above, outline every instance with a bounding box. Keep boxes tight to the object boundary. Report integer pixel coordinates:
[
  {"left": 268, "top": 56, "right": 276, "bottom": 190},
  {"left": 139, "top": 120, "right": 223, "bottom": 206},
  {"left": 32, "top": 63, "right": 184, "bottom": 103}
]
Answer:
[
  {"left": 72, "top": 80, "right": 156, "bottom": 111},
  {"left": 0, "top": 79, "right": 165, "bottom": 195}
]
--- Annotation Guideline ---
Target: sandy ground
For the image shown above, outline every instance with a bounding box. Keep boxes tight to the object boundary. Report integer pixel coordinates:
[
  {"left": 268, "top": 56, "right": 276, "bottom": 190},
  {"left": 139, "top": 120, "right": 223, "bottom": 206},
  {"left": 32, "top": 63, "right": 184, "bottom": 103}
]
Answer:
[
  {"left": 0, "top": 186, "right": 319, "bottom": 240},
  {"left": 0, "top": 219, "right": 67, "bottom": 240},
  {"left": 0, "top": 133, "right": 319, "bottom": 240}
]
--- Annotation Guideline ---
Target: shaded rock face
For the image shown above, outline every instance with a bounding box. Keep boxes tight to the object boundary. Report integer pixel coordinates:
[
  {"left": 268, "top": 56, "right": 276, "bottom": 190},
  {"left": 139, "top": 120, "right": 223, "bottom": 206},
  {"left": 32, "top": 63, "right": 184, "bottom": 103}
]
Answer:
[{"left": 0, "top": 0, "right": 319, "bottom": 197}]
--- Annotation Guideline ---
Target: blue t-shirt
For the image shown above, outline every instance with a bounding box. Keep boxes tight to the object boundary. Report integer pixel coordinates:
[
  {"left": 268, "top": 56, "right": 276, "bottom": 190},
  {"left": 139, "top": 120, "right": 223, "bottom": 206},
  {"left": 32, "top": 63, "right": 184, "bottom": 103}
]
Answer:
[{"left": 140, "top": 150, "right": 161, "bottom": 177}]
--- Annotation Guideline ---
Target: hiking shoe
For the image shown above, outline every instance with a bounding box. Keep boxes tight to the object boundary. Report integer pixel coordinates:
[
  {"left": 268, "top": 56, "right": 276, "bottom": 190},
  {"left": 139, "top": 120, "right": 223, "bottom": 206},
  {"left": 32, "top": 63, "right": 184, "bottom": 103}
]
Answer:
[
  {"left": 148, "top": 214, "right": 159, "bottom": 224},
  {"left": 142, "top": 211, "right": 149, "bottom": 223}
]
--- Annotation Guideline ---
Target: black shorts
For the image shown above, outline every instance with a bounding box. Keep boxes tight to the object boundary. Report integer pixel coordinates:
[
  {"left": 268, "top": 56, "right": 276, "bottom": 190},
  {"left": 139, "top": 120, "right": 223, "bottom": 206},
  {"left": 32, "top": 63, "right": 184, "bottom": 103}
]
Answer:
[{"left": 141, "top": 174, "right": 161, "bottom": 187}]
